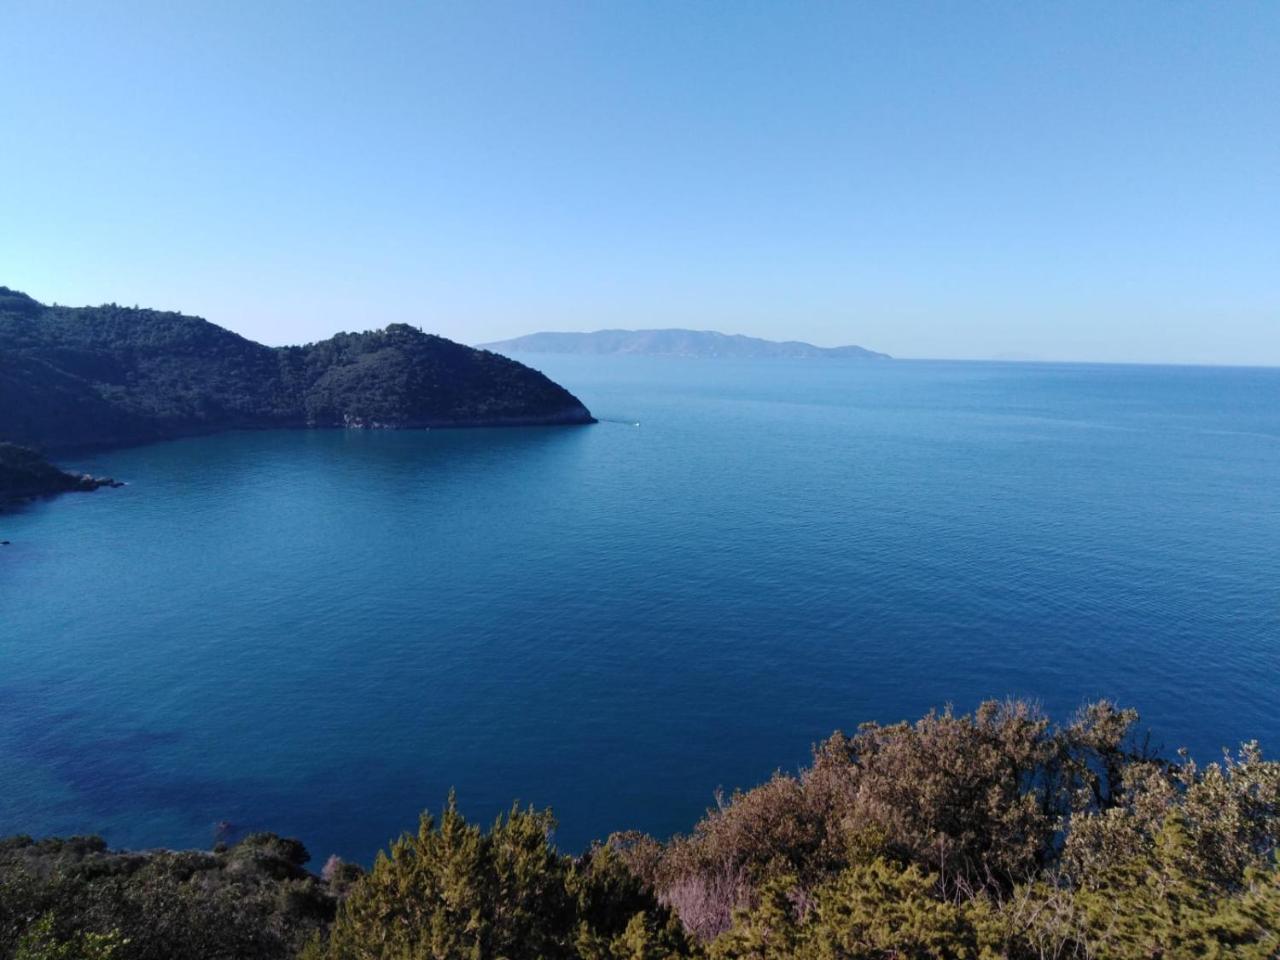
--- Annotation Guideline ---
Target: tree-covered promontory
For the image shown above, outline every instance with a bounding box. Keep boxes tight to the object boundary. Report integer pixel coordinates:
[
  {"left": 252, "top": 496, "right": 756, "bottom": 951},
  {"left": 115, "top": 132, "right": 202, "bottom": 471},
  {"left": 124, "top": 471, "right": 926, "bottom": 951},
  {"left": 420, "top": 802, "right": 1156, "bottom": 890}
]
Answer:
[
  {"left": 2, "top": 701, "right": 1277, "bottom": 959},
  {"left": 0, "top": 442, "right": 118, "bottom": 506},
  {"left": 0, "top": 286, "right": 593, "bottom": 453}
]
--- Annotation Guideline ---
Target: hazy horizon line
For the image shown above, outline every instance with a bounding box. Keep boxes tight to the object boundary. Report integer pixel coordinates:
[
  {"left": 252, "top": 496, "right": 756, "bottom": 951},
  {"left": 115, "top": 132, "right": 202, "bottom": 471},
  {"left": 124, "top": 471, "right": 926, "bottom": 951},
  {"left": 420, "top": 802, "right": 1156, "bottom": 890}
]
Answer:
[{"left": 7, "top": 282, "right": 1276, "bottom": 370}]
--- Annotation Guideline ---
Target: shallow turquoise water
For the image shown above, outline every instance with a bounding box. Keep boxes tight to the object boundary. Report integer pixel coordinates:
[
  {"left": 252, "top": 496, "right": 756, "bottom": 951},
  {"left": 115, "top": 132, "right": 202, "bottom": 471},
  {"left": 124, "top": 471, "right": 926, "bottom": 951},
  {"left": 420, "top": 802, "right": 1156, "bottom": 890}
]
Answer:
[{"left": 2, "top": 357, "right": 1278, "bottom": 861}]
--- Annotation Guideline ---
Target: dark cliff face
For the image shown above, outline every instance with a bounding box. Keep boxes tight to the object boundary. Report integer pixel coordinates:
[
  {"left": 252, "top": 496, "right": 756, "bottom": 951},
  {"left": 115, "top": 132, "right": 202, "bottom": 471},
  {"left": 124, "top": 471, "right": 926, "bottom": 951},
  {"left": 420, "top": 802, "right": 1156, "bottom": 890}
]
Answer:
[{"left": 0, "top": 288, "right": 594, "bottom": 451}]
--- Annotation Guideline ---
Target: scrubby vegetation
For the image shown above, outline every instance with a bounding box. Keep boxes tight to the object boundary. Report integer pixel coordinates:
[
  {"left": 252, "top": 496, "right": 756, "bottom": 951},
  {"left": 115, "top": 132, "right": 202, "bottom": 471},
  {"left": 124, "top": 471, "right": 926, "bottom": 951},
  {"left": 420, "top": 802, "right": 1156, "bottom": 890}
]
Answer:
[
  {"left": 318, "top": 800, "right": 689, "bottom": 960},
  {"left": 3, "top": 701, "right": 1277, "bottom": 959},
  {"left": 0, "top": 833, "right": 337, "bottom": 960},
  {"left": 0, "top": 286, "right": 593, "bottom": 452}
]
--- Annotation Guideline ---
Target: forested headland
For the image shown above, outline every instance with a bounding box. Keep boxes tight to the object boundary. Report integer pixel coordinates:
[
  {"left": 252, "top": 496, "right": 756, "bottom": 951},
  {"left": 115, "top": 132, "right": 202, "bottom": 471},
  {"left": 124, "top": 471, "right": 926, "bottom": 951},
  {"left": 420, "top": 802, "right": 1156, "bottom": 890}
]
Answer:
[
  {"left": 0, "top": 286, "right": 594, "bottom": 455},
  {"left": 0, "top": 443, "right": 118, "bottom": 507},
  {"left": 2, "top": 700, "right": 1276, "bottom": 959}
]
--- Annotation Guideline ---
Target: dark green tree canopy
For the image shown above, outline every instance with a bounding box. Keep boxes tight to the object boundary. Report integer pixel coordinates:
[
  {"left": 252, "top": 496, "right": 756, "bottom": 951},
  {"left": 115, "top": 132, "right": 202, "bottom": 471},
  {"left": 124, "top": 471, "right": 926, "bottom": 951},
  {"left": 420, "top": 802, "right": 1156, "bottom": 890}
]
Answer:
[{"left": 0, "top": 287, "right": 593, "bottom": 452}]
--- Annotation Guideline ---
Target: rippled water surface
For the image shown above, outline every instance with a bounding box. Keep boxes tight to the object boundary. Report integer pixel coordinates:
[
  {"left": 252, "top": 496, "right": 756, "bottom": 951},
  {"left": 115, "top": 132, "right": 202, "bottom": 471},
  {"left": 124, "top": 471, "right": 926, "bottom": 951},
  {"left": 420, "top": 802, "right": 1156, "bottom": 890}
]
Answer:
[{"left": 2, "top": 357, "right": 1278, "bottom": 859}]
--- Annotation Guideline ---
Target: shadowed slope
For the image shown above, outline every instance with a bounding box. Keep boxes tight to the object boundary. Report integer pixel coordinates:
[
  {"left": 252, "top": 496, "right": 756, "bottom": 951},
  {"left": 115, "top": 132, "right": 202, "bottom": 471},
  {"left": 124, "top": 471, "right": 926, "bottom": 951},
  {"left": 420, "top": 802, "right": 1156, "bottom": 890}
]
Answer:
[{"left": 0, "top": 287, "right": 594, "bottom": 451}]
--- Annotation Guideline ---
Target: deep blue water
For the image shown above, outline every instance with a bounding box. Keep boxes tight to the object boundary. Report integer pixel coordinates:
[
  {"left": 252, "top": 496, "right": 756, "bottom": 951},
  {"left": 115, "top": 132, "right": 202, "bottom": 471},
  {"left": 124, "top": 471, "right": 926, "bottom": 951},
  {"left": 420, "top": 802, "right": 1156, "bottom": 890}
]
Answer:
[{"left": 2, "top": 357, "right": 1278, "bottom": 862}]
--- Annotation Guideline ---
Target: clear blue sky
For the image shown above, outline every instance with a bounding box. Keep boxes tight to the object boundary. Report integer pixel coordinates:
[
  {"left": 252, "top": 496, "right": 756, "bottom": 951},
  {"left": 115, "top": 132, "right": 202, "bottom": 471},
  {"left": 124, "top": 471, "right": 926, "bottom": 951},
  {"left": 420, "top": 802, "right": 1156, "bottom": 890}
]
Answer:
[{"left": 2, "top": 2, "right": 1276, "bottom": 363}]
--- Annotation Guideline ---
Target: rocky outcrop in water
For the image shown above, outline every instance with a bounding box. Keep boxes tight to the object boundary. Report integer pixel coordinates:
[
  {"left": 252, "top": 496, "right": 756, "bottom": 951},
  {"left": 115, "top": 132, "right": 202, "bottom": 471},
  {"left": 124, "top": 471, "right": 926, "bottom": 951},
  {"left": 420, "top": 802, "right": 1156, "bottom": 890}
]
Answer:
[{"left": 0, "top": 442, "right": 120, "bottom": 507}]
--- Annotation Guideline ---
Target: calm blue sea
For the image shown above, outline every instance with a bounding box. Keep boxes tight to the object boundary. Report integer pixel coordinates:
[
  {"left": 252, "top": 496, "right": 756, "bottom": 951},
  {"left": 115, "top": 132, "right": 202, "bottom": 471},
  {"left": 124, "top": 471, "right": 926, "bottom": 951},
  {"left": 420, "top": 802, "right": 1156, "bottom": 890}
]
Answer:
[{"left": 2, "top": 357, "right": 1278, "bottom": 861}]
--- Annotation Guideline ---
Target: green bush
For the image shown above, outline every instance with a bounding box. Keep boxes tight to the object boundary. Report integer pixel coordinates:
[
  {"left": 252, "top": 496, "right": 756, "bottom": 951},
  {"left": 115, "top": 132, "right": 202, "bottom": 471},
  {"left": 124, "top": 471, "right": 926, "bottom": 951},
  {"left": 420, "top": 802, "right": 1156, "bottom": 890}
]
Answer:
[
  {"left": 0, "top": 834, "right": 335, "bottom": 960},
  {"left": 322, "top": 794, "right": 686, "bottom": 960}
]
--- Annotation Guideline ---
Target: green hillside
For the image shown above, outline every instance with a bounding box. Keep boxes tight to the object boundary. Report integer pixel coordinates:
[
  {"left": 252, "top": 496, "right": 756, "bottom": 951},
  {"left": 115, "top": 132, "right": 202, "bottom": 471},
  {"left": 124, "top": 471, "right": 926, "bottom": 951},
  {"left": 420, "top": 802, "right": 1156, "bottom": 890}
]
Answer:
[{"left": 0, "top": 287, "right": 593, "bottom": 452}]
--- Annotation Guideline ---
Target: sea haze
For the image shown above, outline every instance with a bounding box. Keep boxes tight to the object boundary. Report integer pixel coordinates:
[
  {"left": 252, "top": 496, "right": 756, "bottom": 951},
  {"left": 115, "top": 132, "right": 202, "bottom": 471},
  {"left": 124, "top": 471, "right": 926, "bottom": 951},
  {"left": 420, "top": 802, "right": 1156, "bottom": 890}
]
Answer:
[{"left": 1, "top": 357, "right": 1277, "bottom": 861}]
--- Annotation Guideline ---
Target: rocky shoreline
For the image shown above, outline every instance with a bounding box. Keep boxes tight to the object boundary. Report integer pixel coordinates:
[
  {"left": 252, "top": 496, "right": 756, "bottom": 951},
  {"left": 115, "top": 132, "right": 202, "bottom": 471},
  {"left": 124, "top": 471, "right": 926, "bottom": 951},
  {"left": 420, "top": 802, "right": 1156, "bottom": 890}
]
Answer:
[{"left": 0, "top": 442, "right": 122, "bottom": 512}]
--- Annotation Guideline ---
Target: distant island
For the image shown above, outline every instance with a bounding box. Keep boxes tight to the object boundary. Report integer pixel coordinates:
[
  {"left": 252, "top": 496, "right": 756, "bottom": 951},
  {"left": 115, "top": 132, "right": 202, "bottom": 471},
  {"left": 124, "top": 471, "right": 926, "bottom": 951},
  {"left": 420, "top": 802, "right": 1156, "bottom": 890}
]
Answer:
[
  {"left": 0, "top": 286, "right": 594, "bottom": 457},
  {"left": 480, "top": 328, "right": 890, "bottom": 360}
]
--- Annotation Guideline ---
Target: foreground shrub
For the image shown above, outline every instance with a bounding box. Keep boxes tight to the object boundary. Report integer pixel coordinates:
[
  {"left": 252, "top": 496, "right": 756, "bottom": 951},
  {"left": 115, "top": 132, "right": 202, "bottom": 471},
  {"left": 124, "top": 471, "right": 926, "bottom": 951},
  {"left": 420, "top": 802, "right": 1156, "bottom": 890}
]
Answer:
[
  {"left": 711, "top": 860, "right": 985, "bottom": 960},
  {"left": 0, "top": 833, "right": 336, "bottom": 960},
  {"left": 13, "top": 914, "right": 124, "bottom": 960},
  {"left": 321, "top": 795, "right": 688, "bottom": 960}
]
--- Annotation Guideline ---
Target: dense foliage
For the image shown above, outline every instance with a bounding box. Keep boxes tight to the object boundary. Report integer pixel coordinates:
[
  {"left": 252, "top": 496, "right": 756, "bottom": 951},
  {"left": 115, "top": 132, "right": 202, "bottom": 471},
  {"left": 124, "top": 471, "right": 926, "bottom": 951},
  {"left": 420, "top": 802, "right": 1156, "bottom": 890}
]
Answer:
[
  {"left": 0, "top": 286, "right": 593, "bottom": 451},
  {"left": 319, "top": 798, "right": 689, "bottom": 960},
  {"left": 0, "top": 834, "right": 340, "bottom": 960},
  {"left": 2, "top": 702, "right": 1276, "bottom": 959}
]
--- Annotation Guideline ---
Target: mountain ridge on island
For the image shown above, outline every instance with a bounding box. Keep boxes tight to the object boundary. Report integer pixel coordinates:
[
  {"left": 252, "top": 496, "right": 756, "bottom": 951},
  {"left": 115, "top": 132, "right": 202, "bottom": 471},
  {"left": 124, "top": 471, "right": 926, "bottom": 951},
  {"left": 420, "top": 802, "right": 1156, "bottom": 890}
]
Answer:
[
  {"left": 0, "top": 286, "right": 594, "bottom": 458},
  {"left": 480, "top": 328, "right": 890, "bottom": 360}
]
